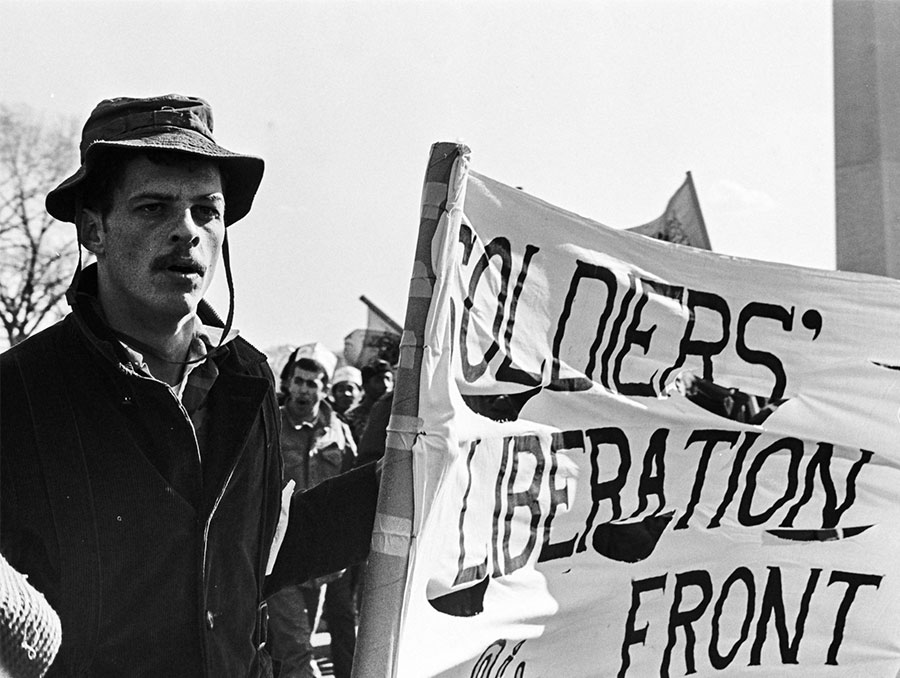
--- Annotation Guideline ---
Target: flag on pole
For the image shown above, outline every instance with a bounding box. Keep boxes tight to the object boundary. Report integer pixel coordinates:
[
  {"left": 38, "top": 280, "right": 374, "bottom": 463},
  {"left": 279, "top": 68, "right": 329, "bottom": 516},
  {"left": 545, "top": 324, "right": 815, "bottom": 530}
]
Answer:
[
  {"left": 628, "top": 172, "right": 712, "bottom": 250},
  {"left": 343, "top": 297, "right": 402, "bottom": 369},
  {"left": 354, "top": 143, "right": 900, "bottom": 677},
  {"left": 361, "top": 295, "right": 403, "bottom": 335}
]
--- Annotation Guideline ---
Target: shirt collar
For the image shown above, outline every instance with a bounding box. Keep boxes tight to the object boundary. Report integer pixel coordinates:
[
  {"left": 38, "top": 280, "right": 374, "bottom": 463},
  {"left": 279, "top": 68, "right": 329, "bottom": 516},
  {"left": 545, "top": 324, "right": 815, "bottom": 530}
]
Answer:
[
  {"left": 284, "top": 399, "right": 334, "bottom": 431},
  {"left": 118, "top": 318, "right": 240, "bottom": 395}
]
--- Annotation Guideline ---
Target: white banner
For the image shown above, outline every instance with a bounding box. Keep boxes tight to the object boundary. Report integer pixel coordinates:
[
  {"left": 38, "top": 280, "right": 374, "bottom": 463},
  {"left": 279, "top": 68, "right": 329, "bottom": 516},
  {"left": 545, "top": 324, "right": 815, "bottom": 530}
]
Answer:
[{"left": 386, "top": 147, "right": 900, "bottom": 677}]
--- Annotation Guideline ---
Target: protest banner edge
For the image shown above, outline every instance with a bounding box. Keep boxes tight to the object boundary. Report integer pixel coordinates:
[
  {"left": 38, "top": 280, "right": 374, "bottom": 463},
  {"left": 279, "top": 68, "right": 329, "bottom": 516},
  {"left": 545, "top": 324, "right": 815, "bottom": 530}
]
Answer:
[{"left": 353, "top": 142, "right": 469, "bottom": 678}]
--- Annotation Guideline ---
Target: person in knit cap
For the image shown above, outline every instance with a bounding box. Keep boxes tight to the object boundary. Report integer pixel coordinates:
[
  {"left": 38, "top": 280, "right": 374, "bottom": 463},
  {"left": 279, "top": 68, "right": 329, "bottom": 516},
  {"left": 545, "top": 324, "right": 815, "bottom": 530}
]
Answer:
[
  {"left": 330, "top": 365, "right": 362, "bottom": 417},
  {"left": 1, "top": 94, "right": 377, "bottom": 678}
]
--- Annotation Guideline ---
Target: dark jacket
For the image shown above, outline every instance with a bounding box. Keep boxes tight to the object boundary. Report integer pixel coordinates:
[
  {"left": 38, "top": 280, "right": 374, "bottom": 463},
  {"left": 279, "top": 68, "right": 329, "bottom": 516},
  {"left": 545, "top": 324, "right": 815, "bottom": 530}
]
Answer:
[{"left": 1, "top": 267, "right": 377, "bottom": 678}]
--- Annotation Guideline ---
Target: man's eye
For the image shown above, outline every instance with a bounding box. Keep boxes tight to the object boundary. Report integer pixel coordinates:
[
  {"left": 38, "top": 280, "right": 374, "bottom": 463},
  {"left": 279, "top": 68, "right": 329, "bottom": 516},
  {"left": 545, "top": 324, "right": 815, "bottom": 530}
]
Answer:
[
  {"left": 195, "top": 205, "right": 222, "bottom": 221},
  {"left": 138, "top": 203, "right": 163, "bottom": 214}
]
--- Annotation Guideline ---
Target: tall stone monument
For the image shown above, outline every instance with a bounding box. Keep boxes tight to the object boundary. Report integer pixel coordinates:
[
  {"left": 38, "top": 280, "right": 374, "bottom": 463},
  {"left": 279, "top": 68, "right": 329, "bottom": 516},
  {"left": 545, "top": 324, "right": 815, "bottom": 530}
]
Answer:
[{"left": 834, "top": 0, "right": 900, "bottom": 277}]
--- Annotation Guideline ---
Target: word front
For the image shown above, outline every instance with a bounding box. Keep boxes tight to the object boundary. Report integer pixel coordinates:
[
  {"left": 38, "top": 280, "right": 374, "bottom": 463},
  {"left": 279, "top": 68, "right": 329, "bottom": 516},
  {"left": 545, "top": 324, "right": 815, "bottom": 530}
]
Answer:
[{"left": 620, "top": 565, "right": 882, "bottom": 676}]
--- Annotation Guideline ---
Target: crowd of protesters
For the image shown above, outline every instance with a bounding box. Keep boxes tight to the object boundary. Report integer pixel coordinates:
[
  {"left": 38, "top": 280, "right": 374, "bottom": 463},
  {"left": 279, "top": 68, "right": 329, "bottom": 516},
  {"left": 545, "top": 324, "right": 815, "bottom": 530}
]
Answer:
[{"left": 270, "top": 346, "right": 397, "bottom": 678}]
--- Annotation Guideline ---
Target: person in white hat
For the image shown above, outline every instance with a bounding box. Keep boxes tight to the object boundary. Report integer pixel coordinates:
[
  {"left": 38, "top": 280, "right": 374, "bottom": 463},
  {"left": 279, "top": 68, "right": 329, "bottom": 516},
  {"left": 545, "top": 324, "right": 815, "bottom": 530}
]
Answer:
[{"left": 330, "top": 365, "right": 363, "bottom": 417}]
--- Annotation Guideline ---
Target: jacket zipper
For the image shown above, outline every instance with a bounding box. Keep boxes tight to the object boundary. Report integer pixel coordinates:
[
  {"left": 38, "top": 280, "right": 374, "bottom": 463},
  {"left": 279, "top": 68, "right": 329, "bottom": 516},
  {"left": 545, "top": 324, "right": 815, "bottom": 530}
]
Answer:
[
  {"left": 198, "top": 399, "right": 261, "bottom": 674},
  {"left": 125, "top": 370, "right": 216, "bottom": 674},
  {"left": 153, "top": 360, "right": 269, "bottom": 674},
  {"left": 159, "top": 381, "right": 238, "bottom": 675},
  {"left": 164, "top": 385, "right": 216, "bottom": 674}
]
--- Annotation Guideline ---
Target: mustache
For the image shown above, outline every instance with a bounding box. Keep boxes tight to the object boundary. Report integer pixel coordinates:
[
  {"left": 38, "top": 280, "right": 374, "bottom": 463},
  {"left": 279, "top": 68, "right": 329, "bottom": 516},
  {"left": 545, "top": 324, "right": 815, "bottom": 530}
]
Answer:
[{"left": 151, "top": 252, "right": 207, "bottom": 275}]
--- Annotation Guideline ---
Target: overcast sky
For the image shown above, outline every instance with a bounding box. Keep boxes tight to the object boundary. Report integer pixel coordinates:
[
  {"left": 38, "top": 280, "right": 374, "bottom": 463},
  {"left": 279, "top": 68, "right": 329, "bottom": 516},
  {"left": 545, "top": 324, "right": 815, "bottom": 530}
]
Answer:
[{"left": 1, "top": 0, "right": 835, "bottom": 353}]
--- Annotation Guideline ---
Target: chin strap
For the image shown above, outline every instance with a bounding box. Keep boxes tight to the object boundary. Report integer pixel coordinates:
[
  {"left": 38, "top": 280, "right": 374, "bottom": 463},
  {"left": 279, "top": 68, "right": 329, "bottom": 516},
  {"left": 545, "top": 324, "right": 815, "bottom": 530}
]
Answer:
[
  {"left": 66, "top": 202, "right": 86, "bottom": 308},
  {"left": 220, "top": 228, "right": 235, "bottom": 346}
]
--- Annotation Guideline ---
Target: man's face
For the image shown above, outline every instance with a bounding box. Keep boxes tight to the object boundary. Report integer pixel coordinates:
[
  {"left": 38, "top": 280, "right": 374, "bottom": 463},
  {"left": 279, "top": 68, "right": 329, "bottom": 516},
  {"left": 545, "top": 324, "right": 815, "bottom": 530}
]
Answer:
[
  {"left": 288, "top": 367, "right": 327, "bottom": 419},
  {"left": 83, "top": 155, "right": 225, "bottom": 326},
  {"left": 365, "top": 370, "right": 394, "bottom": 400},
  {"left": 331, "top": 381, "right": 361, "bottom": 414}
]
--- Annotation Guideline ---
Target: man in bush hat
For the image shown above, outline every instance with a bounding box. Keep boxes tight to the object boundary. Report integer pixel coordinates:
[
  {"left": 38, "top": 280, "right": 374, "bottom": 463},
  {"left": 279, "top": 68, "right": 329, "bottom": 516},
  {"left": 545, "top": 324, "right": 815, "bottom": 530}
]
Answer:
[{"left": 0, "top": 94, "right": 378, "bottom": 677}]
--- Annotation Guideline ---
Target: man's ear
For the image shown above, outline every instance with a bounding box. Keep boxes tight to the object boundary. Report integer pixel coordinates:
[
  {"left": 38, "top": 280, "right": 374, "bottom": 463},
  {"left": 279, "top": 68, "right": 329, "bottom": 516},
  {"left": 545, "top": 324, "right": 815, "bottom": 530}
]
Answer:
[{"left": 79, "top": 208, "right": 106, "bottom": 256}]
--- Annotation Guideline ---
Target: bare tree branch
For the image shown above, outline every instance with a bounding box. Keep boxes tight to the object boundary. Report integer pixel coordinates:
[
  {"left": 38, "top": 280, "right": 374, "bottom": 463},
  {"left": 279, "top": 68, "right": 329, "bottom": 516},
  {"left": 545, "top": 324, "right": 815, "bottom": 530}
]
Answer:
[{"left": 0, "top": 104, "right": 80, "bottom": 346}]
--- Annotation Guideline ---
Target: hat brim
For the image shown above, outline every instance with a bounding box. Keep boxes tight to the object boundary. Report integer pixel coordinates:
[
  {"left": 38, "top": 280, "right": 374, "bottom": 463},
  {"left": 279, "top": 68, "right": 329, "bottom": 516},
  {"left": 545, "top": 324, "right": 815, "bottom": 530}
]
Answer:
[{"left": 46, "top": 128, "right": 264, "bottom": 226}]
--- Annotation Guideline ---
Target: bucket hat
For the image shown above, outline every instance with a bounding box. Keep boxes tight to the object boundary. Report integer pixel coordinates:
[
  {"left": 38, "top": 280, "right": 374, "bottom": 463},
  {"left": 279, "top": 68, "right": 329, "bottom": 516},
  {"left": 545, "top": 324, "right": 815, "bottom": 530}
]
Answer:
[{"left": 46, "top": 94, "right": 264, "bottom": 226}]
